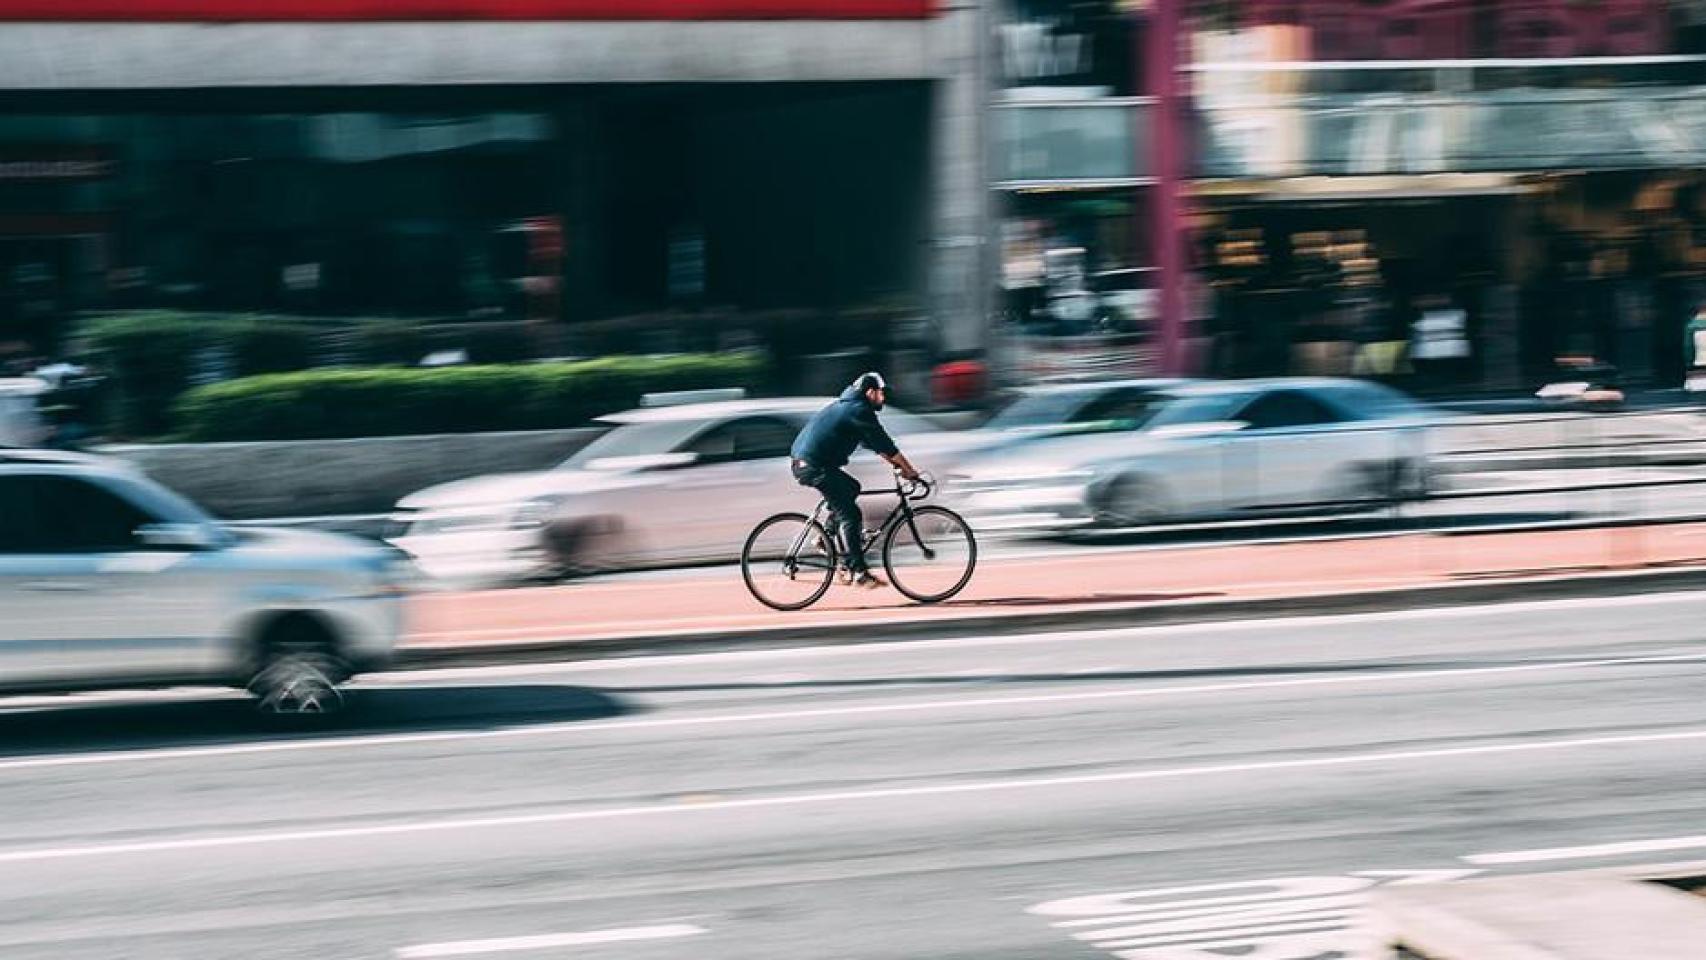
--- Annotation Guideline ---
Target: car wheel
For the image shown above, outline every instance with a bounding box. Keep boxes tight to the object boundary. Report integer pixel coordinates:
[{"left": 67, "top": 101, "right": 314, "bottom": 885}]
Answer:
[
  {"left": 247, "top": 614, "right": 348, "bottom": 718},
  {"left": 1095, "top": 474, "right": 1167, "bottom": 529}
]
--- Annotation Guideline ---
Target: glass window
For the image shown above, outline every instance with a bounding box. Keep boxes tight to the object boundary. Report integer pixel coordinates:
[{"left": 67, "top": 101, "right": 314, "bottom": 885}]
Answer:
[
  {"left": 686, "top": 422, "right": 740, "bottom": 463},
  {"left": 562, "top": 420, "right": 706, "bottom": 468},
  {"left": 0, "top": 474, "right": 157, "bottom": 553},
  {"left": 1076, "top": 388, "right": 1163, "bottom": 425},
  {"left": 0, "top": 475, "right": 46, "bottom": 552},
  {"left": 1237, "top": 391, "right": 1342, "bottom": 431},
  {"left": 41, "top": 475, "right": 158, "bottom": 552},
  {"left": 733, "top": 418, "right": 798, "bottom": 461}
]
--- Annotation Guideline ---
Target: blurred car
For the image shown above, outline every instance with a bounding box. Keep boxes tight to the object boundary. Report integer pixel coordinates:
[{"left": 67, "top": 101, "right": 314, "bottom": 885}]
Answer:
[
  {"left": 0, "top": 449, "right": 409, "bottom": 713},
  {"left": 979, "top": 378, "right": 1197, "bottom": 438},
  {"left": 948, "top": 378, "right": 1433, "bottom": 531},
  {"left": 389, "top": 397, "right": 982, "bottom": 583},
  {"left": 0, "top": 377, "right": 51, "bottom": 448}
]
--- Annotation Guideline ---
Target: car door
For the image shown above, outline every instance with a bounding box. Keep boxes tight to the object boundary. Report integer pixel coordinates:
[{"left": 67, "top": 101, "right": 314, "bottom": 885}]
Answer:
[
  {"left": 1233, "top": 390, "right": 1357, "bottom": 509},
  {"left": 0, "top": 472, "right": 220, "bottom": 687},
  {"left": 672, "top": 416, "right": 800, "bottom": 559}
]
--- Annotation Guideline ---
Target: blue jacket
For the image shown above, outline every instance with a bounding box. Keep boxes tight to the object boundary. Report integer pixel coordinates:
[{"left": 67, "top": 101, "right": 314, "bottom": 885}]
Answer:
[{"left": 791, "top": 386, "right": 899, "bottom": 469}]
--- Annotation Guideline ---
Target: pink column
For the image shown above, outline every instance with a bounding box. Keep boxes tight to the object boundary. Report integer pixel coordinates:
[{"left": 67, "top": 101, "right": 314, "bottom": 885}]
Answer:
[{"left": 1146, "top": 0, "right": 1191, "bottom": 374}]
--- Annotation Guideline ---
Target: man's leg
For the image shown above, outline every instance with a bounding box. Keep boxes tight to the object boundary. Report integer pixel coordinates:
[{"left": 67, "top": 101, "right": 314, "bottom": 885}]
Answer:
[{"left": 818, "top": 469, "right": 867, "bottom": 573}]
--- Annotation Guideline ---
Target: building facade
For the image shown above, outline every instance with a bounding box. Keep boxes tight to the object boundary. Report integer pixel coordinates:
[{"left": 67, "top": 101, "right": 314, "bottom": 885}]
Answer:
[
  {"left": 996, "top": 0, "right": 1706, "bottom": 391},
  {"left": 0, "top": 0, "right": 991, "bottom": 369}
]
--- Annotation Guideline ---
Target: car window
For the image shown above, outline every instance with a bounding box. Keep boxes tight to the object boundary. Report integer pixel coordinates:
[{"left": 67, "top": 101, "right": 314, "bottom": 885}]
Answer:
[
  {"left": 1145, "top": 392, "right": 1249, "bottom": 429},
  {"left": 1320, "top": 382, "right": 1427, "bottom": 422},
  {"left": 686, "top": 422, "right": 740, "bottom": 463},
  {"left": 1236, "top": 391, "right": 1342, "bottom": 431},
  {"left": 0, "top": 475, "right": 47, "bottom": 551},
  {"left": 986, "top": 390, "right": 1098, "bottom": 431},
  {"left": 0, "top": 474, "right": 158, "bottom": 553},
  {"left": 733, "top": 418, "right": 797, "bottom": 461},
  {"left": 1076, "top": 389, "right": 1162, "bottom": 426},
  {"left": 562, "top": 419, "right": 707, "bottom": 468}
]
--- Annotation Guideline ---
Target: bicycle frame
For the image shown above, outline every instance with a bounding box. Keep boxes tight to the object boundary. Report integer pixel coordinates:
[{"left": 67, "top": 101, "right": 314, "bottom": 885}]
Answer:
[{"left": 795, "top": 478, "right": 937, "bottom": 568}]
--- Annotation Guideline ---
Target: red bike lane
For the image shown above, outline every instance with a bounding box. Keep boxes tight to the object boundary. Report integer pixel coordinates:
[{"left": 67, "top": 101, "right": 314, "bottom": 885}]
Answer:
[{"left": 403, "top": 521, "right": 1706, "bottom": 652}]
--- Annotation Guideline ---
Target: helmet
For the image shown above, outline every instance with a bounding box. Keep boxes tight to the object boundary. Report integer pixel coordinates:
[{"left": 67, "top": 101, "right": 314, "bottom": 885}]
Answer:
[{"left": 854, "top": 371, "right": 887, "bottom": 393}]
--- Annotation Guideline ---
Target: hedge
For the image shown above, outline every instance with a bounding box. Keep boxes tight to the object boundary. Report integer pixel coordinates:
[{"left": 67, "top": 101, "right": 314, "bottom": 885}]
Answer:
[
  {"left": 81, "top": 312, "right": 323, "bottom": 437},
  {"left": 171, "top": 353, "right": 766, "bottom": 442},
  {"left": 82, "top": 312, "right": 548, "bottom": 437}
]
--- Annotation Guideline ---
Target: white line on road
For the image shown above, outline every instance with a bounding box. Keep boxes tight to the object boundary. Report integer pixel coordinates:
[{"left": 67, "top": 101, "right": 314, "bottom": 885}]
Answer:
[
  {"left": 7, "top": 650, "right": 1706, "bottom": 775},
  {"left": 9, "top": 725, "right": 1706, "bottom": 866},
  {"left": 395, "top": 924, "right": 707, "bottom": 958},
  {"left": 1465, "top": 835, "right": 1706, "bottom": 865},
  {"left": 6, "top": 649, "right": 1706, "bottom": 775}
]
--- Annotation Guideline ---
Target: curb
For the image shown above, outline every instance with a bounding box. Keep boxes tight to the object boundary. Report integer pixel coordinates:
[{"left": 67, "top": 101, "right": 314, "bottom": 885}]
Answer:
[{"left": 394, "top": 563, "right": 1706, "bottom": 670}]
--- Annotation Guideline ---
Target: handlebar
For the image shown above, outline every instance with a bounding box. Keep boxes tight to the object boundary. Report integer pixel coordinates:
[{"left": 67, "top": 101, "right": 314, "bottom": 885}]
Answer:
[{"left": 897, "top": 470, "right": 935, "bottom": 500}]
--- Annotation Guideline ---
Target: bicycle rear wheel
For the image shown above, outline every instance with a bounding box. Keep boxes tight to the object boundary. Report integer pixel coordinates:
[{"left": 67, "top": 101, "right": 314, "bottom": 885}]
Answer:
[
  {"left": 741, "top": 512, "right": 838, "bottom": 611},
  {"left": 883, "top": 506, "right": 977, "bottom": 604}
]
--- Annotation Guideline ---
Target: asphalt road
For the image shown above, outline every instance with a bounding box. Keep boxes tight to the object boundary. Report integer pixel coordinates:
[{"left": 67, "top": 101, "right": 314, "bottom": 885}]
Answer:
[{"left": 7, "top": 593, "right": 1706, "bottom": 959}]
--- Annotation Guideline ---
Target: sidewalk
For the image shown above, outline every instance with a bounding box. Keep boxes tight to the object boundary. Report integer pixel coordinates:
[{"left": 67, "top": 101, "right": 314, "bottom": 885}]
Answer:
[{"left": 403, "top": 520, "right": 1706, "bottom": 658}]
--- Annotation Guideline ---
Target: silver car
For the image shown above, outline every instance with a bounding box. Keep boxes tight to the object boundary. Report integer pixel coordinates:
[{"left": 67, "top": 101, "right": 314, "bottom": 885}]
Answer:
[
  {"left": 391, "top": 398, "right": 979, "bottom": 584},
  {"left": 0, "top": 450, "right": 409, "bottom": 713},
  {"left": 949, "top": 378, "right": 1433, "bottom": 531}
]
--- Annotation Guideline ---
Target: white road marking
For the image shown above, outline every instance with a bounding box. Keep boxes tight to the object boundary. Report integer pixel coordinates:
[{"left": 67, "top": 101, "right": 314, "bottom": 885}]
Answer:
[
  {"left": 1464, "top": 834, "right": 1706, "bottom": 866},
  {"left": 390, "top": 588, "right": 1706, "bottom": 683},
  {"left": 1030, "top": 869, "right": 1479, "bottom": 960},
  {"left": 7, "top": 726, "right": 1706, "bottom": 866},
  {"left": 394, "top": 924, "right": 706, "bottom": 958},
  {"left": 6, "top": 650, "right": 1705, "bottom": 774}
]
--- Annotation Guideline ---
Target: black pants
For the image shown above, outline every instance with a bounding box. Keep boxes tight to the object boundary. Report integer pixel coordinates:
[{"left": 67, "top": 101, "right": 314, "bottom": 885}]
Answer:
[{"left": 791, "top": 460, "right": 867, "bottom": 573}]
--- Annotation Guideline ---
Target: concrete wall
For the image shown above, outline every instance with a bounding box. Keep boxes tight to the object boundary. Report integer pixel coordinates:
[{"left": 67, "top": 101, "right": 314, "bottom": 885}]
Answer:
[
  {"left": 0, "top": 21, "right": 942, "bottom": 88},
  {"left": 103, "top": 428, "right": 604, "bottom": 520},
  {"left": 105, "top": 410, "right": 986, "bottom": 521}
]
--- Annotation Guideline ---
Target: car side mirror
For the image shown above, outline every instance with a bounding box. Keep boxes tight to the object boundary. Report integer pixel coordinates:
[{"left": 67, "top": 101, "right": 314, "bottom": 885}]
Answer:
[{"left": 137, "top": 522, "right": 222, "bottom": 551}]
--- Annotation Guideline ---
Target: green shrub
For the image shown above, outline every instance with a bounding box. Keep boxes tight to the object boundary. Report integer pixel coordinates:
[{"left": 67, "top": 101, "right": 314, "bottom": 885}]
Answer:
[
  {"left": 82, "top": 312, "right": 320, "bottom": 436},
  {"left": 172, "top": 352, "right": 766, "bottom": 442}
]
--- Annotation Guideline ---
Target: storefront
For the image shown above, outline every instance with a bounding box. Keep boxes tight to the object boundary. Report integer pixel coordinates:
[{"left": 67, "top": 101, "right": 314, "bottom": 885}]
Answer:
[
  {"left": 994, "top": 0, "right": 1163, "bottom": 379},
  {"left": 0, "top": 0, "right": 981, "bottom": 366}
]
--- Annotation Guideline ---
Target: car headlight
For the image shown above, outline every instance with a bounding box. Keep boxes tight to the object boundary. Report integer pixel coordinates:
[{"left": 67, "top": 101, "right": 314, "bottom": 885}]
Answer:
[
  {"left": 509, "top": 497, "right": 564, "bottom": 530},
  {"left": 363, "top": 549, "right": 419, "bottom": 597}
]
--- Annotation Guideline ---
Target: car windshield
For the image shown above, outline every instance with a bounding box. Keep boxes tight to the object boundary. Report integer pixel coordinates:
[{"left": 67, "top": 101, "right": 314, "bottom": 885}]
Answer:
[
  {"left": 1145, "top": 391, "right": 1253, "bottom": 429},
  {"left": 987, "top": 387, "right": 1167, "bottom": 434},
  {"left": 986, "top": 390, "right": 1099, "bottom": 431},
  {"left": 562, "top": 419, "right": 710, "bottom": 468}
]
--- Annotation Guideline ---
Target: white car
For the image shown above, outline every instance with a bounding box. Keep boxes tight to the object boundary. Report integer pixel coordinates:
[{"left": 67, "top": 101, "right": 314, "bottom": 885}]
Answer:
[
  {"left": 390, "top": 398, "right": 980, "bottom": 584},
  {"left": 948, "top": 378, "right": 1433, "bottom": 531},
  {"left": 0, "top": 449, "right": 409, "bottom": 713}
]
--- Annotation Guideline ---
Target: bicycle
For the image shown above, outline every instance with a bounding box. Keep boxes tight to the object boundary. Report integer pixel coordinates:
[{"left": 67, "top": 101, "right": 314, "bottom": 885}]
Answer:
[{"left": 740, "top": 472, "right": 978, "bottom": 611}]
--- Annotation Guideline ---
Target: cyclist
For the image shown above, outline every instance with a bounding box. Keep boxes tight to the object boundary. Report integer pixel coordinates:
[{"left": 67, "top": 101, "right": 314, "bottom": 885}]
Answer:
[{"left": 790, "top": 372, "right": 922, "bottom": 590}]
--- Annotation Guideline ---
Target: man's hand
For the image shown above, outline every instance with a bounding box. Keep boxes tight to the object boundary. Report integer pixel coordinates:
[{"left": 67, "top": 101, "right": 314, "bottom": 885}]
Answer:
[{"left": 884, "top": 452, "right": 922, "bottom": 481}]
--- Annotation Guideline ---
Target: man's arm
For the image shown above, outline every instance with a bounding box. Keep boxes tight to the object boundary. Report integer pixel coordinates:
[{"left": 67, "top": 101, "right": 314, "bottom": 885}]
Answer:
[
  {"left": 854, "top": 407, "right": 919, "bottom": 480},
  {"left": 882, "top": 450, "right": 921, "bottom": 481}
]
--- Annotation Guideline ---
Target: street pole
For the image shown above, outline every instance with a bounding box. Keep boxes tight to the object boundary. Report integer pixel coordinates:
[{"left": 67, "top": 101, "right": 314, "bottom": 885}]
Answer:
[{"left": 1145, "top": 0, "right": 1190, "bottom": 374}]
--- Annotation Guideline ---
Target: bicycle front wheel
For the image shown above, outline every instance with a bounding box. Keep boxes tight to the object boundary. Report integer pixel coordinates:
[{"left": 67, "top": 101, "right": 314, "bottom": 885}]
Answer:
[
  {"left": 883, "top": 506, "right": 977, "bottom": 604},
  {"left": 741, "top": 512, "right": 838, "bottom": 611}
]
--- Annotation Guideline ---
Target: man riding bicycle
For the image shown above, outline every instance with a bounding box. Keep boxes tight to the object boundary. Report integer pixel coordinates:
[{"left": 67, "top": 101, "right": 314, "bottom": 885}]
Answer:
[{"left": 790, "top": 372, "right": 922, "bottom": 590}]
